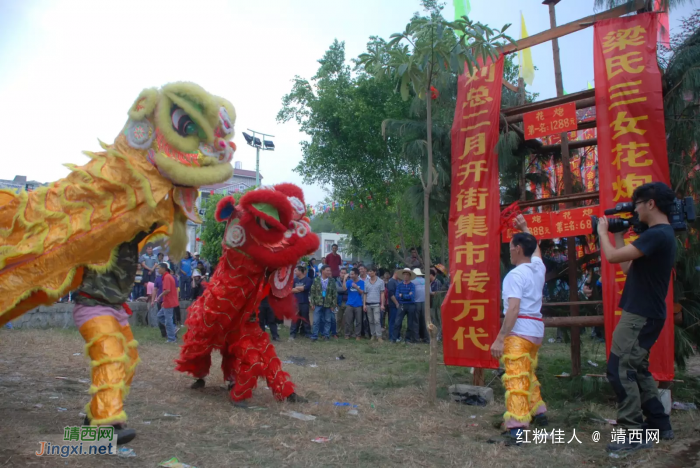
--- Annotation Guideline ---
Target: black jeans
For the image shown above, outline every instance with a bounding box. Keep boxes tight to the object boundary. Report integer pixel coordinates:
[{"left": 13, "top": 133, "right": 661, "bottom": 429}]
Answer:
[
  {"left": 290, "top": 303, "right": 311, "bottom": 337},
  {"left": 142, "top": 270, "right": 155, "bottom": 285},
  {"left": 360, "top": 310, "right": 371, "bottom": 338},
  {"left": 416, "top": 302, "right": 429, "bottom": 343},
  {"left": 179, "top": 273, "right": 192, "bottom": 300},
  {"left": 394, "top": 303, "right": 418, "bottom": 342},
  {"left": 258, "top": 302, "right": 279, "bottom": 340},
  {"left": 173, "top": 305, "right": 181, "bottom": 325}
]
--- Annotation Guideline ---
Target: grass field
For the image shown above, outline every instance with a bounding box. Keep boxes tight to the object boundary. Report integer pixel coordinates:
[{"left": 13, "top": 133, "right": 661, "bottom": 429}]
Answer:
[{"left": 1, "top": 325, "right": 699, "bottom": 467}]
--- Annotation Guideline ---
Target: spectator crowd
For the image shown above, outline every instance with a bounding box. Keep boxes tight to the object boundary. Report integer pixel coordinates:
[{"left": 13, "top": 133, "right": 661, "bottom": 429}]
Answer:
[
  {"left": 123, "top": 243, "right": 449, "bottom": 345},
  {"left": 279, "top": 244, "right": 449, "bottom": 344}
]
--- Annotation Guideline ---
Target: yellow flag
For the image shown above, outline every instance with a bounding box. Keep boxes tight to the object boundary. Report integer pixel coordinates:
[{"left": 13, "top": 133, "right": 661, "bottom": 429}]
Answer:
[{"left": 518, "top": 12, "right": 534, "bottom": 86}]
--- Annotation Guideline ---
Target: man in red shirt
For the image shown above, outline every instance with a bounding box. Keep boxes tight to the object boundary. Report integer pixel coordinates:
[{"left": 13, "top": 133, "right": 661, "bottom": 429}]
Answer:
[
  {"left": 156, "top": 263, "right": 179, "bottom": 342},
  {"left": 325, "top": 244, "right": 342, "bottom": 279}
]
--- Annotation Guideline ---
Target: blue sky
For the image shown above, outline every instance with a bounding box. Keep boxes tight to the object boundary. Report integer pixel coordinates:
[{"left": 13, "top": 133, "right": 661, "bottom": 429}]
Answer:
[{"left": 0, "top": 0, "right": 695, "bottom": 205}]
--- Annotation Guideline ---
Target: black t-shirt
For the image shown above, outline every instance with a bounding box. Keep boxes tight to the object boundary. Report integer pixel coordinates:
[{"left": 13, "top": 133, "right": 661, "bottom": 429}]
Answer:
[{"left": 618, "top": 224, "right": 676, "bottom": 319}]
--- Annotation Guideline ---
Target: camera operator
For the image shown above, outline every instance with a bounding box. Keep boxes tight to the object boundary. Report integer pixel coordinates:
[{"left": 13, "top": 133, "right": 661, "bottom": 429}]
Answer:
[{"left": 597, "top": 182, "right": 676, "bottom": 452}]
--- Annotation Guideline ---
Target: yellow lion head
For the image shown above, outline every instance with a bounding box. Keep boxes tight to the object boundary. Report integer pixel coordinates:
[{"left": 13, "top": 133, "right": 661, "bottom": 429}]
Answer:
[{"left": 121, "top": 82, "right": 236, "bottom": 187}]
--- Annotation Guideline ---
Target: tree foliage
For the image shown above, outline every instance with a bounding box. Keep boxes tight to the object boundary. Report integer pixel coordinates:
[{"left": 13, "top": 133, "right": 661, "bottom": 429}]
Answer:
[
  {"left": 309, "top": 213, "right": 345, "bottom": 234},
  {"left": 277, "top": 39, "right": 422, "bottom": 264},
  {"left": 200, "top": 194, "right": 225, "bottom": 266},
  {"left": 358, "top": 2, "right": 514, "bottom": 402},
  {"left": 199, "top": 188, "right": 254, "bottom": 267},
  {"left": 659, "top": 10, "right": 700, "bottom": 367}
]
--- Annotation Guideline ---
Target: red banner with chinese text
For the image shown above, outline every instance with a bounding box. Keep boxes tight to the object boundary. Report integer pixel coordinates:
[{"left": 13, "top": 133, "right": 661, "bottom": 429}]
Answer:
[
  {"left": 502, "top": 206, "right": 599, "bottom": 242},
  {"left": 594, "top": 13, "right": 674, "bottom": 380},
  {"left": 442, "top": 56, "right": 504, "bottom": 368},
  {"left": 523, "top": 102, "right": 578, "bottom": 140}
]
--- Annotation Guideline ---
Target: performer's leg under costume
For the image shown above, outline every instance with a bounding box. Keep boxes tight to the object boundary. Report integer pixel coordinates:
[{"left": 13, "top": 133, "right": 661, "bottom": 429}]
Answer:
[
  {"left": 176, "top": 329, "right": 214, "bottom": 380},
  {"left": 220, "top": 344, "right": 237, "bottom": 385},
  {"left": 230, "top": 321, "right": 295, "bottom": 402},
  {"left": 74, "top": 305, "right": 139, "bottom": 424},
  {"left": 502, "top": 335, "right": 547, "bottom": 429}
]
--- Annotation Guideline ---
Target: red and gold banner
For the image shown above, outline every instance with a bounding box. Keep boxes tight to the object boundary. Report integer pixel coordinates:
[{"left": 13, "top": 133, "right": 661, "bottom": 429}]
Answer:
[
  {"left": 443, "top": 56, "right": 504, "bottom": 368},
  {"left": 502, "top": 206, "right": 599, "bottom": 242},
  {"left": 594, "top": 12, "right": 674, "bottom": 380},
  {"left": 523, "top": 102, "right": 577, "bottom": 140}
]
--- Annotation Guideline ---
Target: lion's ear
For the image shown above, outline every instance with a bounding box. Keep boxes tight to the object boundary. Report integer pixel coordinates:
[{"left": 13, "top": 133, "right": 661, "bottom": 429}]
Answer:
[
  {"left": 128, "top": 88, "right": 159, "bottom": 120},
  {"left": 215, "top": 196, "right": 237, "bottom": 222}
]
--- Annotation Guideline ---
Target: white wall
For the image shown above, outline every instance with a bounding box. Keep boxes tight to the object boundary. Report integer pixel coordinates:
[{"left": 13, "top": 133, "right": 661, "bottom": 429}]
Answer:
[{"left": 319, "top": 233, "right": 348, "bottom": 258}]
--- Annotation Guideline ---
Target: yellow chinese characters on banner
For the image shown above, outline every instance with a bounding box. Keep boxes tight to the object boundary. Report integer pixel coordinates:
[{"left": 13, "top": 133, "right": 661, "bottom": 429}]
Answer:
[
  {"left": 594, "top": 12, "right": 674, "bottom": 381},
  {"left": 443, "top": 56, "right": 504, "bottom": 368}
]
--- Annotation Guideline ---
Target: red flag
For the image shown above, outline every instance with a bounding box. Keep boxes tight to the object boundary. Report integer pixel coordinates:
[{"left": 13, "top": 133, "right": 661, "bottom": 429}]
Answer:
[
  {"left": 654, "top": 0, "right": 671, "bottom": 47},
  {"left": 594, "top": 12, "right": 674, "bottom": 380},
  {"left": 442, "top": 56, "right": 504, "bottom": 368}
]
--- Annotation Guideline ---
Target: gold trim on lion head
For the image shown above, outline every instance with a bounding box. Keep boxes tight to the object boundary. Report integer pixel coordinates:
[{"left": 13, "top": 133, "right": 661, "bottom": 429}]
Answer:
[{"left": 122, "top": 82, "right": 236, "bottom": 187}]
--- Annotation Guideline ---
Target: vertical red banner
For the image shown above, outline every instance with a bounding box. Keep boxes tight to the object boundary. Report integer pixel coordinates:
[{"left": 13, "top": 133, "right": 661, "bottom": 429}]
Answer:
[
  {"left": 443, "top": 56, "right": 504, "bottom": 368},
  {"left": 594, "top": 13, "right": 674, "bottom": 380}
]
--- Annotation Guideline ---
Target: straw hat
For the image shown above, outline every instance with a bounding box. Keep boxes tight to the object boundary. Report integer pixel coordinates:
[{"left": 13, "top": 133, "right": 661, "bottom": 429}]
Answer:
[
  {"left": 412, "top": 268, "right": 425, "bottom": 277},
  {"left": 399, "top": 267, "right": 417, "bottom": 280}
]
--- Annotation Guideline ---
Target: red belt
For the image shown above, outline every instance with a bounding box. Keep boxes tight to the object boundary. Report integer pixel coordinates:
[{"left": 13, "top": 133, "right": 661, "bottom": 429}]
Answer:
[
  {"left": 78, "top": 291, "right": 133, "bottom": 316},
  {"left": 517, "top": 315, "right": 543, "bottom": 322}
]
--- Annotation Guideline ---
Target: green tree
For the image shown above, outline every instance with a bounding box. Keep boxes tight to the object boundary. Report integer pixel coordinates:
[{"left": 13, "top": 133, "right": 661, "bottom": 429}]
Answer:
[
  {"left": 382, "top": 54, "right": 538, "bottom": 268},
  {"left": 358, "top": 3, "right": 513, "bottom": 403},
  {"left": 200, "top": 194, "right": 225, "bottom": 266},
  {"left": 199, "top": 189, "right": 254, "bottom": 267},
  {"left": 659, "top": 10, "right": 700, "bottom": 367},
  {"left": 277, "top": 40, "right": 421, "bottom": 263},
  {"left": 309, "top": 213, "right": 345, "bottom": 234}
]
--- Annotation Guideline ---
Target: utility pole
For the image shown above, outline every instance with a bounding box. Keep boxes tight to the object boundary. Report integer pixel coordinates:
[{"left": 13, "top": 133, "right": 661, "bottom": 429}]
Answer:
[
  {"left": 255, "top": 145, "right": 261, "bottom": 187},
  {"left": 544, "top": 0, "right": 581, "bottom": 376}
]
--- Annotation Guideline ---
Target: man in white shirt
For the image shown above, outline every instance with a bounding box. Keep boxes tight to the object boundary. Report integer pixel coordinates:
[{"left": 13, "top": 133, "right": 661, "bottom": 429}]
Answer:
[{"left": 490, "top": 215, "right": 547, "bottom": 445}]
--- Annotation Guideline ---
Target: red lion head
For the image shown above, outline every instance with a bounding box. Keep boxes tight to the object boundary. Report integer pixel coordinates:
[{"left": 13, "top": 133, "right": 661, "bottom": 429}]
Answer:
[{"left": 214, "top": 183, "right": 319, "bottom": 319}]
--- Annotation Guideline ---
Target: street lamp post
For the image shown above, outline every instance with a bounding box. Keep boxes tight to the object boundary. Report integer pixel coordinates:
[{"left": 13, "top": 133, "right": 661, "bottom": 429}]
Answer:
[{"left": 241, "top": 129, "right": 275, "bottom": 187}]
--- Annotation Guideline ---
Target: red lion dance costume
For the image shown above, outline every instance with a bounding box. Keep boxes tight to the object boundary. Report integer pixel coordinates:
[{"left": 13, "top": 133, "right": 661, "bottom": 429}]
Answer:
[{"left": 176, "top": 183, "right": 319, "bottom": 401}]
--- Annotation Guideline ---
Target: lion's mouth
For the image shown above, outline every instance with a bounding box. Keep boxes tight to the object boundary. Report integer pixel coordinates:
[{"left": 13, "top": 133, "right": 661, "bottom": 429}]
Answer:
[
  {"left": 152, "top": 129, "right": 234, "bottom": 166},
  {"left": 149, "top": 151, "right": 234, "bottom": 187}
]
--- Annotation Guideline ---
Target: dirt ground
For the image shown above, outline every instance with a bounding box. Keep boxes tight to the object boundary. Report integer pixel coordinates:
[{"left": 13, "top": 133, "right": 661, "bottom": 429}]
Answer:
[{"left": 1, "top": 326, "right": 699, "bottom": 468}]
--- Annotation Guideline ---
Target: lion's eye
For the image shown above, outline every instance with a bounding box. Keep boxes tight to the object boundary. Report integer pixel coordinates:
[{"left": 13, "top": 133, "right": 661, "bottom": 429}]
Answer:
[
  {"left": 171, "top": 107, "right": 197, "bottom": 137},
  {"left": 257, "top": 217, "right": 270, "bottom": 231}
]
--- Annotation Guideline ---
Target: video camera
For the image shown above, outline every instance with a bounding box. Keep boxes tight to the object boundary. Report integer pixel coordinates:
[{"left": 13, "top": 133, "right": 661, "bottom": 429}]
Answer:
[{"left": 591, "top": 196, "right": 696, "bottom": 235}]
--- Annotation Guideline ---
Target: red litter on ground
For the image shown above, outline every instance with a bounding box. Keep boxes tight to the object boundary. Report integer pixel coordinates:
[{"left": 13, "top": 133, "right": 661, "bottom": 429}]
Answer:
[{"left": 312, "top": 437, "right": 331, "bottom": 443}]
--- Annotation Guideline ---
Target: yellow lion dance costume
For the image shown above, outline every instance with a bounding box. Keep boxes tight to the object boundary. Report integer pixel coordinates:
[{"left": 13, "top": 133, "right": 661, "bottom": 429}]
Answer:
[{"left": 0, "top": 82, "right": 237, "bottom": 444}]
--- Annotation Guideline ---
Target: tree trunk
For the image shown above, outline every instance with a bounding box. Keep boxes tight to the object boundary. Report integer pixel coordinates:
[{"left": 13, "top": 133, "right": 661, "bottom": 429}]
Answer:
[
  {"left": 425, "top": 93, "right": 437, "bottom": 404},
  {"left": 396, "top": 203, "right": 410, "bottom": 261}
]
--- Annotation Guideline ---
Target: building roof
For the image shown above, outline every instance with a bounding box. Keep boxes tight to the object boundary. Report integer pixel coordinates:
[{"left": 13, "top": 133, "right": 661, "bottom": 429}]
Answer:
[
  {"left": 199, "top": 168, "right": 261, "bottom": 193},
  {"left": 233, "top": 168, "right": 259, "bottom": 179}
]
